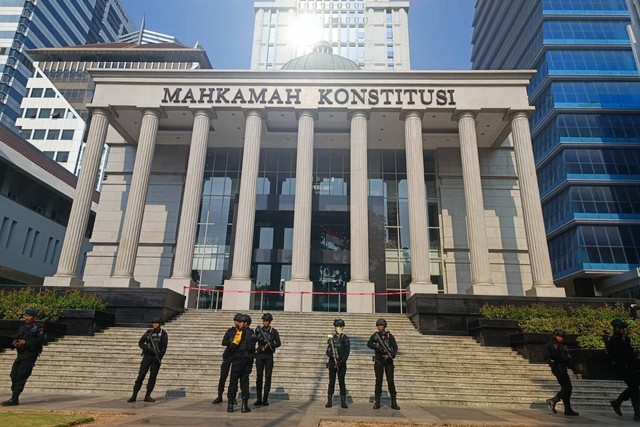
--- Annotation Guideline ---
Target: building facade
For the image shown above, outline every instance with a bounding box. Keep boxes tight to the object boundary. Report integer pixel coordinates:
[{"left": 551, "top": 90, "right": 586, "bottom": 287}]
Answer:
[
  {"left": 0, "top": 0, "right": 135, "bottom": 130},
  {"left": 472, "top": 0, "right": 640, "bottom": 297},
  {"left": 15, "top": 32, "right": 210, "bottom": 187},
  {"left": 43, "top": 56, "right": 565, "bottom": 311},
  {"left": 251, "top": 0, "right": 410, "bottom": 70},
  {"left": 0, "top": 124, "right": 95, "bottom": 285}
]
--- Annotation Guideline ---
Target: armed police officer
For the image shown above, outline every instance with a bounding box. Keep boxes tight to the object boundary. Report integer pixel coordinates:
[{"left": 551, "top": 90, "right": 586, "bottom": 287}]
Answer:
[
  {"left": 545, "top": 329, "right": 579, "bottom": 416},
  {"left": 254, "top": 313, "right": 281, "bottom": 406},
  {"left": 212, "top": 313, "right": 242, "bottom": 405},
  {"left": 326, "top": 318, "right": 350, "bottom": 409},
  {"left": 227, "top": 314, "right": 256, "bottom": 413},
  {"left": 127, "top": 318, "right": 168, "bottom": 403},
  {"left": 607, "top": 319, "right": 640, "bottom": 421},
  {"left": 367, "top": 318, "right": 399, "bottom": 410},
  {"left": 1, "top": 309, "right": 45, "bottom": 406}
]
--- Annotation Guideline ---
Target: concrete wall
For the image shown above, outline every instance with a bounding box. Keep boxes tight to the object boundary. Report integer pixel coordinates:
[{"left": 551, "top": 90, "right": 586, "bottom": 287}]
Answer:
[
  {"left": 83, "top": 143, "right": 188, "bottom": 288},
  {"left": 438, "top": 146, "right": 532, "bottom": 296}
]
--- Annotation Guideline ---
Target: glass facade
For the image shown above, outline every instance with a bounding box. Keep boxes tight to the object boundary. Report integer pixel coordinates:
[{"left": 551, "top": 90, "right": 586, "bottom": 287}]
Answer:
[
  {"left": 472, "top": 0, "right": 640, "bottom": 293},
  {"left": 0, "top": 0, "right": 135, "bottom": 129},
  {"left": 194, "top": 147, "right": 442, "bottom": 312}
]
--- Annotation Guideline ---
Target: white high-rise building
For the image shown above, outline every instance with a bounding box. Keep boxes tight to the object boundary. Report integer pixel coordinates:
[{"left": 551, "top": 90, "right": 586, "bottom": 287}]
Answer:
[{"left": 251, "top": 0, "right": 410, "bottom": 70}]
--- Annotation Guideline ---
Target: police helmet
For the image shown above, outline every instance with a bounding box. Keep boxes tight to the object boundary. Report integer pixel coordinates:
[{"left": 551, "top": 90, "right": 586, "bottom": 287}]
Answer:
[
  {"left": 376, "top": 318, "right": 387, "bottom": 327},
  {"left": 245, "top": 314, "right": 252, "bottom": 325},
  {"left": 151, "top": 318, "right": 164, "bottom": 325},
  {"left": 552, "top": 329, "right": 566, "bottom": 338},
  {"left": 233, "top": 313, "right": 243, "bottom": 322},
  {"left": 611, "top": 319, "right": 629, "bottom": 329},
  {"left": 262, "top": 313, "right": 273, "bottom": 321},
  {"left": 23, "top": 309, "right": 38, "bottom": 317},
  {"left": 333, "top": 319, "right": 345, "bottom": 327}
]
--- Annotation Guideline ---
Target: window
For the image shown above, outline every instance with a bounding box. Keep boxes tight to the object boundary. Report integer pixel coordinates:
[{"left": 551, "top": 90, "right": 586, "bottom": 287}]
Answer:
[
  {"left": 38, "top": 108, "right": 51, "bottom": 118},
  {"left": 61, "top": 129, "right": 74, "bottom": 140},
  {"left": 44, "top": 88, "right": 55, "bottom": 98},
  {"left": 20, "top": 128, "right": 32, "bottom": 139},
  {"left": 65, "top": 110, "right": 76, "bottom": 119},
  {"left": 30, "top": 88, "right": 42, "bottom": 97},
  {"left": 32, "top": 129, "right": 45, "bottom": 139},
  {"left": 43, "top": 151, "right": 54, "bottom": 159},
  {"left": 51, "top": 108, "right": 64, "bottom": 118},
  {"left": 46, "top": 129, "right": 60, "bottom": 140},
  {"left": 24, "top": 108, "right": 37, "bottom": 118},
  {"left": 55, "top": 151, "right": 69, "bottom": 162}
]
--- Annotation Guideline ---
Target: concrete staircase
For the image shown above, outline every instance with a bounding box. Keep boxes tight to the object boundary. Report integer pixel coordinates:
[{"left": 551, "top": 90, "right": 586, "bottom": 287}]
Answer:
[{"left": 0, "top": 310, "right": 624, "bottom": 409}]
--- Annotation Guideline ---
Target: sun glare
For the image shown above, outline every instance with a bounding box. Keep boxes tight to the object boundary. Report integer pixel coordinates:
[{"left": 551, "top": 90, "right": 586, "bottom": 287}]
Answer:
[{"left": 289, "top": 15, "right": 323, "bottom": 53}]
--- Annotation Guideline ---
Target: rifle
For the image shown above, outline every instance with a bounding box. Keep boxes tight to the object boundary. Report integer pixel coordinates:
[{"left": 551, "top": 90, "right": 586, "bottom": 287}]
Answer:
[
  {"left": 373, "top": 333, "right": 394, "bottom": 360},
  {"left": 327, "top": 334, "right": 340, "bottom": 370},
  {"left": 257, "top": 327, "right": 274, "bottom": 352},
  {"left": 146, "top": 331, "right": 163, "bottom": 365}
]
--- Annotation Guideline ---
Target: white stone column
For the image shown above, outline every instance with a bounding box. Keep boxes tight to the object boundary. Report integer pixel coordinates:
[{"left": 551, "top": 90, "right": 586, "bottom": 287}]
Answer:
[
  {"left": 456, "top": 111, "right": 504, "bottom": 295},
  {"left": 510, "top": 111, "right": 565, "bottom": 297},
  {"left": 44, "top": 108, "right": 110, "bottom": 287},
  {"left": 403, "top": 111, "right": 438, "bottom": 295},
  {"left": 106, "top": 108, "right": 161, "bottom": 288},
  {"left": 346, "top": 110, "right": 375, "bottom": 313},
  {"left": 284, "top": 110, "right": 315, "bottom": 312},
  {"left": 163, "top": 109, "right": 213, "bottom": 300},
  {"left": 222, "top": 109, "right": 265, "bottom": 310}
]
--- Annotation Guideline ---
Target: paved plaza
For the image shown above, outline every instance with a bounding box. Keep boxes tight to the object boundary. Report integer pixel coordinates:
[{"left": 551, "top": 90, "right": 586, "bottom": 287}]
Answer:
[{"left": 0, "top": 393, "right": 637, "bottom": 426}]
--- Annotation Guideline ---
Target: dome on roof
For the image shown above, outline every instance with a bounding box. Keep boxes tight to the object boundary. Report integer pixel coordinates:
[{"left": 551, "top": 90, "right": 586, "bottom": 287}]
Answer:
[{"left": 281, "top": 41, "right": 360, "bottom": 71}]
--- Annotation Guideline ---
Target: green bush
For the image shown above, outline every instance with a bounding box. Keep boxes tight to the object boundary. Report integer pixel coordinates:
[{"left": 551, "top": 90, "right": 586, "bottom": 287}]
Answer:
[
  {"left": 0, "top": 288, "right": 108, "bottom": 321},
  {"left": 479, "top": 303, "right": 635, "bottom": 349}
]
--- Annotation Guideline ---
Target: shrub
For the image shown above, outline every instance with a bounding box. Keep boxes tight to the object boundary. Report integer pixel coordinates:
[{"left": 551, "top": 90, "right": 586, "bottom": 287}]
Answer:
[
  {"left": 479, "top": 303, "right": 635, "bottom": 349},
  {"left": 0, "top": 288, "right": 108, "bottom": 321}
]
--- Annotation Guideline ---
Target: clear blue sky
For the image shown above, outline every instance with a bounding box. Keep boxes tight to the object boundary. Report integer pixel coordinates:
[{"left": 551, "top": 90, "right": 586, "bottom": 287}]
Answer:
[{"left": 121, "top": 0, "right": 476, "bottom": 70}]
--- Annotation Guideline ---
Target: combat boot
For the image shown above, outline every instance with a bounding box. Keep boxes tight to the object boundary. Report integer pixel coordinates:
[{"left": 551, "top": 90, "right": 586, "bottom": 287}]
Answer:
[
  {"left": 610, "top": 399, "right": 622, "bottom": 416},
  {"left": 254, "top": 397, "right": 263, "bottom": 406},
  {"left": 211, "top": 394, "right": 223, "bottom": 404},
  {"left": 325, "top": 395, "right": 333, "bottom": 408},
  {"left": 227, "top": 400, "right": 234, "bottom": 413},
  {"left": 564, "top": 406, "right": 579, "bottom": 416},
  {"left": 391, "top": 396, "right": 400, "bottom": 410},
  {"left": 241, "top": 398, "right": 251, "bottom": 413},
  {"left": 143, "top": 392, "right": 156, "bottom": 403},
  {"left": 373, "top": 396, "right": 380, "bottom": 409},
  {"left": 340, "top": 395, "right": 348, "bottom": 409},
  {"left": 0, "top": 397, "right": 18, "bottom": 407},
  {"left": 127, "top": 386, "right": 140, "bottom": 403},
  {"left": 262, "top": 392, "right": 269, "bottom": 406},
  {"left": 546, "top": 397, "right": 559, "bottom": 414}
]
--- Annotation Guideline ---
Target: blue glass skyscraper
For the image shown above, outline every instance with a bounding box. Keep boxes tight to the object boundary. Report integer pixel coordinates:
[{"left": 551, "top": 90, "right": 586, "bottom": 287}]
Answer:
[
  {"left": 472, "top": 0, "right": 640, "bottom": 296},
  {"left": 0, "top": 0, "right": 135, "bottom": 129}
]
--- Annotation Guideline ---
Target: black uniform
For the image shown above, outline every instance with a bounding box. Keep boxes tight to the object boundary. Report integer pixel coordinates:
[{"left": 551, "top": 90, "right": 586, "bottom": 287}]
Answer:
[
  {"left": 130, "top": 327, "right": 168, "bottom": 402},
  {"left": 607, "top": 330, "right": 640, "bottom": 416},
  {"left": 254, "top": 325, "right": 281, "bottom": 404},
  {"left": 367, "top": 330, "right": 398, "bottom": 402},
  {"left": 227, "top": 326, "right": 256, "bottom": 406},
  {"left": 214, "top": 326, "right": 237, "bottom": 402},
  {"left": 5, "top": 322, "right": 45, "bottom": 404},
  {"left": 326, "top": 332, "right": 350, "bottom": 404},
  {"left": 546, "top": 337, "right": 576, "bottom": 414}
]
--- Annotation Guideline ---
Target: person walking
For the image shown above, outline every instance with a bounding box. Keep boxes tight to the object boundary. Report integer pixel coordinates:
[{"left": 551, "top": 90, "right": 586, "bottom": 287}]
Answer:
[
  {"left": 325, "top": 318, "right": 350, "bottom": 409},
  {"left": 545, "top": 329, "right": 579, "bottom": 416},
  {"left": 607, "top": 319, "right": 640, "bottom": 421},
  {"left": 254, "top": 313, "right": 281, "bottom": 406},
  {"left": 367, "top": 318, "right": 399, "bottom": 410},
  {"left": 1, "top": 309, "right": 45, "bottom": 407},
  {"left": 127, "top": 318, "right": 168, "bottom": 403}
]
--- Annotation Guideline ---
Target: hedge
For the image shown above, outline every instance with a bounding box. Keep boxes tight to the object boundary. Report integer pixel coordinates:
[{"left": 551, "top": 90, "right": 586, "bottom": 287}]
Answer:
[
  {"left": 0, "top": 288, "right": 108, "bottom": 321},
  {"left": 479, "top": 303, "right": 637, "bottom": 349}
]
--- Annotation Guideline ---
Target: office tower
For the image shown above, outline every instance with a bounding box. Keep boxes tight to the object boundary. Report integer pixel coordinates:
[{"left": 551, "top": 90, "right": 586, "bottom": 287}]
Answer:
[
  {"left": 15, "top": 30, "right": 211, "bottom": 187},
  {"left": 0, "top": 0, "right": 135, "bottom": 129},
  {"left": 251, "top": 0, "right": 410, "bottom": 70},
  {"left": 472, "top": 0, "right": 640, "bottom": 296}
]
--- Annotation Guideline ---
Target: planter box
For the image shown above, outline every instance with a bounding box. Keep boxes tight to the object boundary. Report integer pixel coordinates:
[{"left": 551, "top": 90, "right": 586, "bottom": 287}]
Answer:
[
  {"left": 509, "top": 332, "right": 578, "bottom": 364},
  {"left": 467, "top": 319, "right": 520, "bottom": 346},
  {"left": 570, "top": 349, "right": 619, "bottom": 380},
  {"left": 0, "top": 320, "right": 67, "bottom": 351},
  {"left": 59, "top": 310, "right": 115, "bottom": 336}
]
